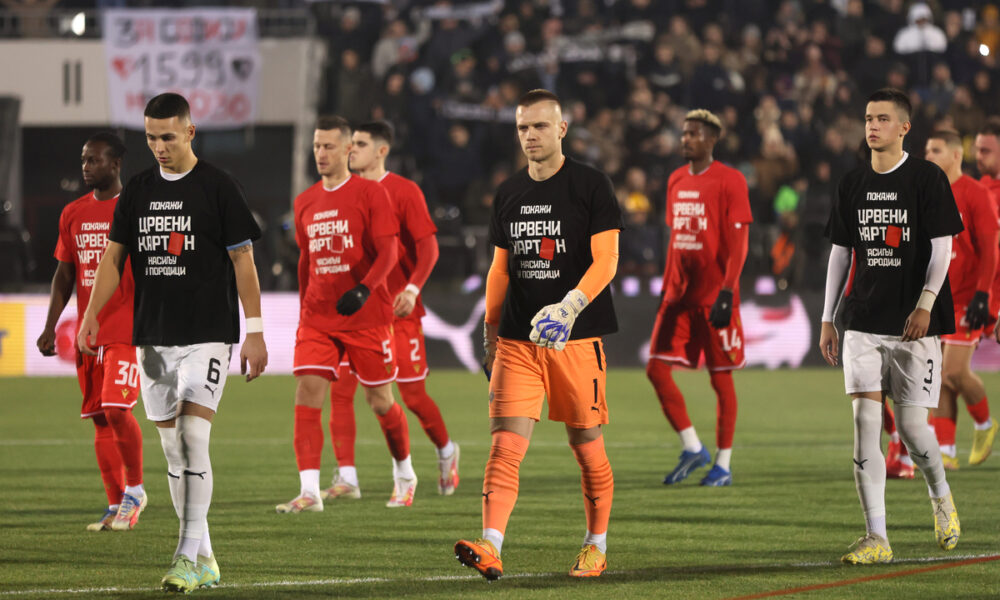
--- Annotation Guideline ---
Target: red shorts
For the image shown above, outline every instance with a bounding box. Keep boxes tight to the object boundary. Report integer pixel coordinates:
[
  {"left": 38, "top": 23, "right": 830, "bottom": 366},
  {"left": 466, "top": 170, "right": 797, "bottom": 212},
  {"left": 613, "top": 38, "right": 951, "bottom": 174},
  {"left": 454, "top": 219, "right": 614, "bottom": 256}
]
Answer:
[
  {"left": 75, "top": 343, "right": 140, "bottom": 419},
  {"left": 489, "top": 337, "right": 609, "bottom": 429},
  {"left": 942, "top": 308, "right": 985, "bottom": 346},
  {"left": 649, "top": 302, "right": 746, "bottom": 371},
  {"left": 294, "top": 324, "right": 397, "bottom": 386},
  {"left": 393, "top": 317, "right": 429, "bottom": 383}
]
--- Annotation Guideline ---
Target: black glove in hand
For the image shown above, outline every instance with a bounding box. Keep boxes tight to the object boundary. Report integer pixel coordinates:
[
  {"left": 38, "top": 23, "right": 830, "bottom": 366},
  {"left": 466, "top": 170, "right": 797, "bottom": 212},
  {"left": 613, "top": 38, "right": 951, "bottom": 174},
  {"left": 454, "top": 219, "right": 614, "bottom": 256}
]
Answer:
[
  {"left": 336, "top": 284, "right": 370, "bottom": 316},
  {"left": 966, "top": 290, "right": 990, "bottom": 330},
  {"left": 709, "top": 289, "right": 734, "bottom": 329}
]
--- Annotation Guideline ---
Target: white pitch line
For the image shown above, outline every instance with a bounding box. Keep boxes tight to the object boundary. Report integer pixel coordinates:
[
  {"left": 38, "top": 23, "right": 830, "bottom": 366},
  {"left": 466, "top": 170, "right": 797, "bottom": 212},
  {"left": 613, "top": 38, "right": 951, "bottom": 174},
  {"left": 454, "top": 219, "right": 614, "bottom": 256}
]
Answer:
[{"left": 2, "top": 553, "right": 996, "bottom": 597}]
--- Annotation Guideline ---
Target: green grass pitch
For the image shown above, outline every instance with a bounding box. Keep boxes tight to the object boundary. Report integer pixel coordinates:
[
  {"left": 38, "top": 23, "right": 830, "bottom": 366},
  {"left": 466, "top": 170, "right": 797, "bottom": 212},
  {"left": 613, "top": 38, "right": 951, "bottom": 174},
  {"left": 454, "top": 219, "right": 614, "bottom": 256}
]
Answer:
[{"left": 1, "top": 369, "right": 998, "bottom": 599}]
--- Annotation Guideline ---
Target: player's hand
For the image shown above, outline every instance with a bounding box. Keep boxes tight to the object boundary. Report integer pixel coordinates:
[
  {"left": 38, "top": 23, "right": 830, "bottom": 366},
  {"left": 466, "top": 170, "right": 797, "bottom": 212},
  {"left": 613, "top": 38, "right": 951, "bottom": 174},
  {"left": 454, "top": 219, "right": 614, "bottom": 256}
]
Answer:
[
  {"left": 819, "top": 321, "right": 839, "bottom": 366},
  {"left": 529, "top": 289, "right": 589, "bottom": 350},
  {"left": 393, "top": 289, "right": 417, "bottom": 318},
  {"left": 483, "top": 321, "right": 498, "bottom": 381},
  {"left": 966, "top": 290, "right": 990, "bottom": 330},
  {"left": 902, "top": 308, "right": 931, "bottom": 341},
  {"left": 37, "top": 328, "right": 57, "bottom": 357},
  {"left": 240, "top": 332, "right": 268, "bottom": 382},
  {"left": 76, "top": 313, "right": 100, "bottom": 356},
  {"left": 336, "top": 284, "right": 370, "bottom": 316},
  {"left": 709, "top": 288, "right": 734, "bottom": 329}
]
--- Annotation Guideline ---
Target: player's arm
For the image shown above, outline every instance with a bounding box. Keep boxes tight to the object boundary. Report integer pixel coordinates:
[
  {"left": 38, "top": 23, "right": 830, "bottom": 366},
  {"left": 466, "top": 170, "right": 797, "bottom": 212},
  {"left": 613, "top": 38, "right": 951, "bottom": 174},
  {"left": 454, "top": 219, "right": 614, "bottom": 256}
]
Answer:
[
  {"left": 77, "top": 241, "right": 127, "bottom": 356},
  {"left": 710, "top": 222, "right": 750, "bottom": 329},
  {"left": 819, "top": 244, "right": 851, "bottom": 366},
  {"left": 37, "top": 261, "right": 75, "bottom": 356},
  {"left": 902, "top": 235, "right": 953, "bottom": 341},
  {"left": 336, "top": 234, "right": 399, "bottom": 316},
  {"left": 294, "top": 210, "right": 310, "bottom": 305},
  {"left": 483, "top": 246, "right": 510, "bottom": 377},
  {"left": 229, "top": 242, "right": 268, "bottom": 381},
  {"left": 530, "top": 229, "right": 619, "bottom": 350},
  {"left": 967, "top": 209, "right": 999, "bottom": 330},
  {"left": 394, "top": 234, "right": 439, "bottom": 318}
]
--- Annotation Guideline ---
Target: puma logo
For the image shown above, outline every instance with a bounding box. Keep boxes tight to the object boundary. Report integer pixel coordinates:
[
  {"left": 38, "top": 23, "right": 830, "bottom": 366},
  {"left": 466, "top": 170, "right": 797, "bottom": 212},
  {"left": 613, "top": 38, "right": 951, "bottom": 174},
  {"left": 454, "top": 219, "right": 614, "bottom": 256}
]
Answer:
[
  {"left": 913, "top": 450, "right": 930, "bottom": 460},
  {"left": 204, "top": 385, "right": 217, "bottom": 398},
  {"left": 184, "top": 470, "right": 207, "bottom": 479},
  {"left": 853, "top": 458, "right": 868, "bottom": 470},
  {"left": 590, "top": 406, "right": 600, "bottom": 412},
  {"left": 482, "top": 491, "right": 494, "bottom": 502},
  {"left": 584, "top": 494, "right": 599, "bottom": 506},
  {"left": 167, "top": 471, "right": 180, "bottom": 480}
]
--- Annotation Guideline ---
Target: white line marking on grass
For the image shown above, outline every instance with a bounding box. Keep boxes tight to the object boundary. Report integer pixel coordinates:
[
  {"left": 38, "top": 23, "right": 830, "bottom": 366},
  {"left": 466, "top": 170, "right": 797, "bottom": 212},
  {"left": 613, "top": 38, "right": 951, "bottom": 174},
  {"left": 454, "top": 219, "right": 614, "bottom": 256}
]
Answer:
[{"left": 3, "top": 553, "right": 997, "bottom": 596}]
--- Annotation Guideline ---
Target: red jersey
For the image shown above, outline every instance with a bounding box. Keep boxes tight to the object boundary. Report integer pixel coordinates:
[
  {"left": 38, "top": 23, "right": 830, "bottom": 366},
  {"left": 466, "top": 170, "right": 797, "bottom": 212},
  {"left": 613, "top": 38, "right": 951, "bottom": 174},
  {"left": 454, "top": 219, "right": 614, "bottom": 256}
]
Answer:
[
  {"left": 980, "top": 175, "right": 1000, "bottom": 311},
  {"left": 661, "top": 161, "right": 752, "bottom": 307},
  {"left": 295, "top": 176, "right": 399, "bottom": 332},
  {"left": 379, "top": 172, "right": 438, "bottom": 321},
  {"left": 53, "top": 191, "right": 134, "bottom": 346},
  {"left": 949, "top": 175, "right": 999, "bottom": 305}
]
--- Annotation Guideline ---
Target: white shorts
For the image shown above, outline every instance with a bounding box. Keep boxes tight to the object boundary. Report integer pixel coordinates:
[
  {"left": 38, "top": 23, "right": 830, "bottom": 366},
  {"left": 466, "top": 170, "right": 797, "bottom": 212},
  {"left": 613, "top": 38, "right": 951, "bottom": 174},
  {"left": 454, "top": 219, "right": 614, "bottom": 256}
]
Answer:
[
  {"left": 137, "top": 343, "right": 233, "bottom": 421},
  {"left": 842, "top": 331, "right": 941, "bottom": 408}
]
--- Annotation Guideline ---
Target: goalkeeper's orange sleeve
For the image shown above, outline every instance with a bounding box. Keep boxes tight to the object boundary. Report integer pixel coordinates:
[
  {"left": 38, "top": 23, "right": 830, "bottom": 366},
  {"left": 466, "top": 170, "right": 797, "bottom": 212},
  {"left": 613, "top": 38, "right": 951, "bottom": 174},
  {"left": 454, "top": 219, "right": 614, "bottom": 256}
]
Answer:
[
  {"left": 576, "top": 229, "right": 619, "bottom": 302},
  {"left": 485, "top": 247, "right": 509, "bottom": 325}
]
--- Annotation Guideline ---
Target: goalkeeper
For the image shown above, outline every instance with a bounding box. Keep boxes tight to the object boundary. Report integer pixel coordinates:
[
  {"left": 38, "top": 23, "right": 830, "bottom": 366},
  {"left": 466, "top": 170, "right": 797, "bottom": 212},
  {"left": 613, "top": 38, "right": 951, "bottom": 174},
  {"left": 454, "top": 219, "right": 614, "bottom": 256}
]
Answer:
[{"left": 454, "top": 89, "right": 623, "bottom": 581}]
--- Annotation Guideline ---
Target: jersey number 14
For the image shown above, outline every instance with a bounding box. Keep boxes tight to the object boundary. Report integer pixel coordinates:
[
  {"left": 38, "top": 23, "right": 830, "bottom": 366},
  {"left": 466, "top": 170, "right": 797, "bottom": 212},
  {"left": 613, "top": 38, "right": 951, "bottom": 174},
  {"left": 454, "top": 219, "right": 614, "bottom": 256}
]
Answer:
[{"left": 718, "top": 329, "right": 742, "bottom": 352}]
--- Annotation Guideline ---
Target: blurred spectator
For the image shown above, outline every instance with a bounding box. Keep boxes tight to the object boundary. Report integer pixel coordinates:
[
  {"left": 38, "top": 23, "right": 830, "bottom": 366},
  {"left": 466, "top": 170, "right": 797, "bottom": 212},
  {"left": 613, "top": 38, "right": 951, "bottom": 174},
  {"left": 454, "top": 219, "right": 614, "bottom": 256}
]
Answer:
[
  {"left": 976, "top": 4, "right": 1000, "bottom": 57},
  {"left": 948, "top": 85, "right": 986, "bottom": 137},
  {"left": 617, "top": 167, "right": 660, "bottom": 277},
  {"left": 916, "top": 61, "right": 956, "bottom": 114},
  {"left": 893, "top": 2, "right": 947, "bottom": 86},
  {"left": 331, "top": 48, "right": 375, "bottom": 125},
  {"left": 751, "top": 127, "right": 799, "bottom": 222}
]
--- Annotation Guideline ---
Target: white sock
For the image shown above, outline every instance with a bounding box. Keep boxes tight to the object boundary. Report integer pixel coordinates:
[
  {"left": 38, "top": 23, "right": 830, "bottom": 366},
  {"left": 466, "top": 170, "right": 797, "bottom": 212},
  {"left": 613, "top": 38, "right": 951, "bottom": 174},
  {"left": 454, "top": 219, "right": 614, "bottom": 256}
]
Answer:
[
  {"left": 897, "top": 405, "right": 950, "bottom": 498},
  {"left": 157, "top": 426, "right": 184, "bottom": 519},
  {"left": 678, "top": 427, "right": 702, "bottom": 453},
  {"left": 337, "top": 465, "right": 359, "bottom": 487},
  {"left": 483, "top": 528, "right": 504, "bottom": 553},
  {"left": 437, "top": 440, "right": 455, "bottom": 460},
  {"left": 176, "top": 415, "right": 213, "bottom": 558},
  {"left": 583, "top": 530, "right": 607, "bottom": 553},
  {"left": 940, "top": 444, "right": 956, "bottom": 458},
  {"left": 852, "top": 398, "right": 887, "bottom": 539},
  {"left": 900, "top": 454, "right": 914, "bottom": 467},
  {"left": 974, "top": 418, "right": 994, "bottom": 430},
  {"left": 889, "top": 431, "right": 900, "bottom": 443},
  {"left": 393, "top": 455, "right": 416, "bottom": 480},
  {"left": 299, "top": 469, "right": 320, "bottom": 498},
  {"left": 198, "top": 521, "right": 212, "bottom": 558},
  {"left": 715, "top": 448, "right": 732, "bottom": 471},
  {"left": 124, "top": 484, "right": 145, "bottom": 498}
]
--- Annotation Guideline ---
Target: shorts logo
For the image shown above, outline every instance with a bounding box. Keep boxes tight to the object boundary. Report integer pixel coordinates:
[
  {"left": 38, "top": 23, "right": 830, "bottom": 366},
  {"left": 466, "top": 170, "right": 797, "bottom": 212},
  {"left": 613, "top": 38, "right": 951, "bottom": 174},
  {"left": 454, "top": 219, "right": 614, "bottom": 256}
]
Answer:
[
  {"left": 413, "top": 364, "right": 420, "bottom": 373},
  {"left": 539, "top": 237, "right": 555, "bottom": 260},
  {"left": 385, "top": 365, "right": 393, "bottom": 374},
  {"left": 121, "top": 388, "right": 130, "bottom": 399}
]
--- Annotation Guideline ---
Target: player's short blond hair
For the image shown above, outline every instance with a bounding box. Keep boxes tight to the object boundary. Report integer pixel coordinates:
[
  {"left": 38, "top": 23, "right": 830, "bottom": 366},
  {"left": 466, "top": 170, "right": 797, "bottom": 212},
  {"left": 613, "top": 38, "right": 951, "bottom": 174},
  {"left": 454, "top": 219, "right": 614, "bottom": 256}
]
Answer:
[{"left": 685, "top": 109, "right": 723, "bottom": 136}]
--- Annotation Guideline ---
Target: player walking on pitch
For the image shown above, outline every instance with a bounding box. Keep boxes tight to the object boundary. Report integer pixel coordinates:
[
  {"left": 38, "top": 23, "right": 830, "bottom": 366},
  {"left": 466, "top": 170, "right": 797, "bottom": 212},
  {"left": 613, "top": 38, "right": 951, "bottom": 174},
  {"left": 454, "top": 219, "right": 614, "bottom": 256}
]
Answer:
[
  {"left": 646, "top": 109, "right": 752, "bottom": 487},
  {"left": 454, "top": 89, "right": 623, "bottom": 579},
  {"left": 321, "top": 120, "right": 459, "bottom": 501},
  {"left": 38, "top": 132, "right": 146, "bottom": 532},
  {"left": 820, "top": 88, "right": 961, "bottom": 564},
  {"left": 924, "top": 130, "right": 999, "bottom": 468},
  {"left": 79, "top": 93, "right": 268, "bottom": 592},
  {"left": 278, "top": 115, "right": 416, "bottom": 513}
]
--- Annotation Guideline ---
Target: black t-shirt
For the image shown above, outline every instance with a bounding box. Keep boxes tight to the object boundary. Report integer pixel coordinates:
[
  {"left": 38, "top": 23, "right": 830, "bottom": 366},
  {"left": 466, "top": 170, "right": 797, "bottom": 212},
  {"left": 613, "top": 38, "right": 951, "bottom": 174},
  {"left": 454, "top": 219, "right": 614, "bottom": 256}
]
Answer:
[
  {"left": 110, "top": 161, "right": 261, "bottom": 345},
  {"left": 489, "top": 156, "right": 624, "bottom": 341},
  {"left": 826, "top": 154, "right": 963, "bottom": 336}
]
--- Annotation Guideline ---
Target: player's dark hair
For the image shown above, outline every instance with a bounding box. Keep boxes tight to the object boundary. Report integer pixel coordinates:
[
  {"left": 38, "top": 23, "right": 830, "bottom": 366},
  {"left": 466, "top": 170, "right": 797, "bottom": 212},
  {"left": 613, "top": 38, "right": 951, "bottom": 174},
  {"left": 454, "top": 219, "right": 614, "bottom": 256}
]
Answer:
[
  {"left": 867, "top": 87, "right": 911, "bottom": 121},
  {"left": 978, "top": 116, "right": 1000, "bottom": 138},
  {"left": 316, "top": 115, "right": 352, "bottom": 137},
  {"left": 85, "top": 132, "right": 126, "bottom": 160},
  {"left": 356, "top": 121, "right": 394, "bottom": 147},
  {"left": 144, "top": 93, "right": 191, "bottom": 121},
  {"left": 518, "top": 89, "right": 562, "bottom": 110},
  {"left": 927, "top": 129, "right": 962, "bottom": 147}
]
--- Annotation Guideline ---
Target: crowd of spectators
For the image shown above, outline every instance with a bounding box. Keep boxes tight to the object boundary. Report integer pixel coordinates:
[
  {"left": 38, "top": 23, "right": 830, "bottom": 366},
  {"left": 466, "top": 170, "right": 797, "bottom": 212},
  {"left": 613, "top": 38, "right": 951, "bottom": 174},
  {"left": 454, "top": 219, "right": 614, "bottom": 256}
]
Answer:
[{"left": 313, "top": 0, "right": 1000, "bottom": 291}]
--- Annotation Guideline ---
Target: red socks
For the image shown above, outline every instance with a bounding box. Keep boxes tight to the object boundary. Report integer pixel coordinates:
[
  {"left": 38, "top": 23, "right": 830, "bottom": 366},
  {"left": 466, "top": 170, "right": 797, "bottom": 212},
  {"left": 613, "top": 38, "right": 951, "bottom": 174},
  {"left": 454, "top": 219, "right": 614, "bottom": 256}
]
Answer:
[
  {"left": 646, "top": 360, "right": 691, "bottom": 432},
  {"left": 482, "top": 430, "right": 529, "bottom": 535},
  {"left": 397, "top": 380, "right": 449, "bottom": 448},
  {"left": 376, "top": 402, "right": 410, "bottom": 461},
  {"left": 570, "top": 436, "right": 614, "bottom": 536},
  {"left": 294, "top": 405, "right": 323, "bottom": 471},
  {"left": 709, "top": 371, "right": 738, "bottom": 450},
  {"left": 882, "top": 403, "right": 897, "bottom": 435},
  {"left": 92, "top": 416, "right": 124, "bottom": 505},
  {"left": 967, "top": 396, "right": 991, "bottom": 425},
  {"left": 933, "top": 416, "right": 958, "bottom": 446},
  {"left": 103, "top": 408, "right": 143, "bottom": 487},
  {"left": 329, "top": 374, "right": 357, "bottom": 467}
]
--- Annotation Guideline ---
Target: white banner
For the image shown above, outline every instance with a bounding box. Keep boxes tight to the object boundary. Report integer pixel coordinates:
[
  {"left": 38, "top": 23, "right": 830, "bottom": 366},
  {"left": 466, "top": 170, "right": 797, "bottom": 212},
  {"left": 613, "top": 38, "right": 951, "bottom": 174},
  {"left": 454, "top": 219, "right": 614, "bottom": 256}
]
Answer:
[{"left": 102, "top": 8, "right": 260, "bottom": 130}]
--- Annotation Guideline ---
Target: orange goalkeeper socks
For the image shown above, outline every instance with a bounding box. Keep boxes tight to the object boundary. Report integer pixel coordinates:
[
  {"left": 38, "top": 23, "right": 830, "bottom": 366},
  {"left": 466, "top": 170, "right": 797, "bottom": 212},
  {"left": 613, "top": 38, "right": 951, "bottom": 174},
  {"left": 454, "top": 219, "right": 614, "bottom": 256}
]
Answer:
[
  {"left": 570, "top": 436, "right": 614, "bottom": 537},
  {"left": 482, "top": 430, "right": 530, "bottom": 536}
]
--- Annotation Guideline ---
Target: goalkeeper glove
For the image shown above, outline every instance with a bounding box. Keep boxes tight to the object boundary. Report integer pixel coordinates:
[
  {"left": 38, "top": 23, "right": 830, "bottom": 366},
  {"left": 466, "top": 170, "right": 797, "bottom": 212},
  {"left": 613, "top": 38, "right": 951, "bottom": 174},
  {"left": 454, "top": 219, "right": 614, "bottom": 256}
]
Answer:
[
  {"left": 529, "top": 289, "right": 589, "bottom": 350},
  {"left": 336, "top": 284, "right": 370, "bottom": 316},
  {"left": 966, "top": 290, "right": 990, "bottom": 330},
  {"left": 709, "top": 288, "right": 734, "bottom": 329}
]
